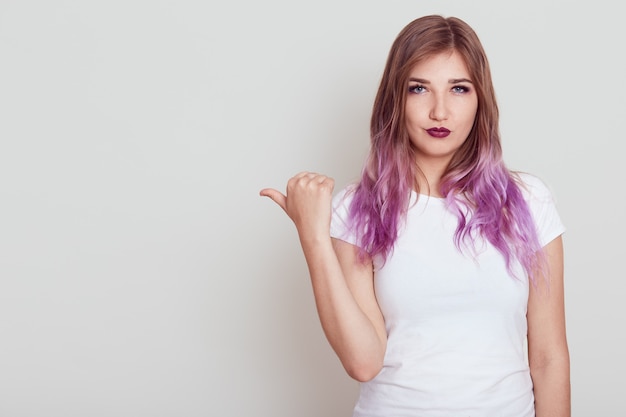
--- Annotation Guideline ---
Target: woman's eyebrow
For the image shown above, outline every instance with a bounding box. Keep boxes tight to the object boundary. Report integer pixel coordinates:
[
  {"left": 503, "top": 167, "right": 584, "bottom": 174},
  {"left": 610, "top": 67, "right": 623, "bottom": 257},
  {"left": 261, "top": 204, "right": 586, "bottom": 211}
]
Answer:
[
  {"left": 408, "top": 77, "right": 473, "bottom": 84},
  {"left": 449, "top": 78, "right": 473, "bottom": 84}
]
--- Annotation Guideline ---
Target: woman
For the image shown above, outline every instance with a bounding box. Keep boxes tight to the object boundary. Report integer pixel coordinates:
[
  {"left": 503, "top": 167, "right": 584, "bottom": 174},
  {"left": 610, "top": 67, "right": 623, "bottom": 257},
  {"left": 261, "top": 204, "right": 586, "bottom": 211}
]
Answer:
[{"left": 260, "top": 15, "right": 570, "bottom": 417}]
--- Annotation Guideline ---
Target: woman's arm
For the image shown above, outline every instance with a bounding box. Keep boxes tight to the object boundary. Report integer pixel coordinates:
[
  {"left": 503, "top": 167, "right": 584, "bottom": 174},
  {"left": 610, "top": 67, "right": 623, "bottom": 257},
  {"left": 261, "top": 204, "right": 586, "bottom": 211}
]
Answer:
[
  {"left": 527, "top": 235, "right": 571, "bottom": 417},
  {"left": 260, "top": 172, "right": 387, "bottom": 381}
]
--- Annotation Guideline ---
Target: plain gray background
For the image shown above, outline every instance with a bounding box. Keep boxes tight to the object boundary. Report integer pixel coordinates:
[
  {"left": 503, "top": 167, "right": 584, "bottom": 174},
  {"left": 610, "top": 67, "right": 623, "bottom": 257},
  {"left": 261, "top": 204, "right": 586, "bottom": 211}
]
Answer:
[{"left": 0, "top": 1, "right": 623, "bottom": 416}]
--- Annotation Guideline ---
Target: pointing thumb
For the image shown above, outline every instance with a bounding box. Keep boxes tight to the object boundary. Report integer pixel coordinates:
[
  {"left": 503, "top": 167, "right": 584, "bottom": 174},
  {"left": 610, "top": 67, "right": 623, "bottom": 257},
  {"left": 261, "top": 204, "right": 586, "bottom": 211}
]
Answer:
[{"left": 259, "top": 188, "right": 287, "bottom": 213}]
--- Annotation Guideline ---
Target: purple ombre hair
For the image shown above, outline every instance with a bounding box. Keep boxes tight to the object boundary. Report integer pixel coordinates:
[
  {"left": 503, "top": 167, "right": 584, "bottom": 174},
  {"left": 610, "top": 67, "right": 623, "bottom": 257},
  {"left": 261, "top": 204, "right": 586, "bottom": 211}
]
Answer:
[{"left": 348, "top": 15, "right": 545, "bottom": 281}]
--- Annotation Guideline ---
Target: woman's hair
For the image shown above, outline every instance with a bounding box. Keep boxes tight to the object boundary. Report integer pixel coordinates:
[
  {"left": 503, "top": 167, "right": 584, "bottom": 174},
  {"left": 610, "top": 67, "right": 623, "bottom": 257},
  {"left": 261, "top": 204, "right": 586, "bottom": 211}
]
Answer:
[{"left": 348, "top": 15, "right": 544, "bottom": 280}]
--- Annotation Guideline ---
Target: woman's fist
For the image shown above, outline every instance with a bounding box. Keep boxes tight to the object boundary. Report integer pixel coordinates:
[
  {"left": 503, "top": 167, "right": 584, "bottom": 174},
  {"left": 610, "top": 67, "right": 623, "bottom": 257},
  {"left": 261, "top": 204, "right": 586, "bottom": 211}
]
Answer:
[{"left": 260, "top": 172, "right": 335, "bottom": 241}]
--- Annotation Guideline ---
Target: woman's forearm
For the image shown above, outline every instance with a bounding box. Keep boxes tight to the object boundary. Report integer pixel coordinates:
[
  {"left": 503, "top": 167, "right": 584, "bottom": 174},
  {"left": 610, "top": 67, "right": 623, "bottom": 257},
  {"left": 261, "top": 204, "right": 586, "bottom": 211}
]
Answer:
[
  {"left": 299, "top": 235, "right": 385, "bottom": 382},
  {"left": 531, "top": 355, "right": 571, "bottom": 417}
]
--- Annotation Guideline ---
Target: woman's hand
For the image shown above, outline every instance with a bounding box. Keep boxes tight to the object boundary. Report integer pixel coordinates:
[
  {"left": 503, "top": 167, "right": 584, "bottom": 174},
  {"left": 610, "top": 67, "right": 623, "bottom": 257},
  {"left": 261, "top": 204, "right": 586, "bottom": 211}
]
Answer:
[{"left": 260, "top": 172, "right": 335, "bottom": 244}]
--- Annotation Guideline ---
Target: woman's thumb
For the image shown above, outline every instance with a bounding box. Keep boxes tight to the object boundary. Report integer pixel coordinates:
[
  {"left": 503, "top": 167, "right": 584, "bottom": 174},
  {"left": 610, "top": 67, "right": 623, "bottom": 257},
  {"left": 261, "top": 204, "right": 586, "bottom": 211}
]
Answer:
[{"left": 259, "top": 188, "right": 287, "bottom": 213}]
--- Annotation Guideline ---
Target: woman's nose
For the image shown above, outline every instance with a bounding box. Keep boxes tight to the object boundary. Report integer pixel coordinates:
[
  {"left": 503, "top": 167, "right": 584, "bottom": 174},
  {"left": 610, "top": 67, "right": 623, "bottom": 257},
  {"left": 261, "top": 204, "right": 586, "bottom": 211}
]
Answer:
[{"left": 429, "top": 95, "right": 449, "bottom": 121}]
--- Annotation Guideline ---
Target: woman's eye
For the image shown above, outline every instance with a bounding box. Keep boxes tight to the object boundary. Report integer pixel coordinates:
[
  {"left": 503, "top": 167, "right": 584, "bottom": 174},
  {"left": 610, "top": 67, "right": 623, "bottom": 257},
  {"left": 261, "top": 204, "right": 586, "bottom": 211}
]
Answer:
[
  {"left": 452, "top": 86, "right": 470, "bottom": 94},
  {"left": 409, "top": 85, "right": 426, "bottom": 94}
]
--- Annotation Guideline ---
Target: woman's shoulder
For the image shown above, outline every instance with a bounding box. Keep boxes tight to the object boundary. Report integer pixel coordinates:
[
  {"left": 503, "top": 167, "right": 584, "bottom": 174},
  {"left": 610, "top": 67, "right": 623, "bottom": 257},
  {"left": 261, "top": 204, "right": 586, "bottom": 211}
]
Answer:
[
  {"left": 330, "top": 182, "right": 360, "bottom": 244},
  {"left": 511, "top": 171, "right": 565, "bottom": 245},
  {"left": 332, "top": 182, "right": 358, "bottom": 208},
  {"left": 512, "top": 171, "right": 557, "bottom": 203}
]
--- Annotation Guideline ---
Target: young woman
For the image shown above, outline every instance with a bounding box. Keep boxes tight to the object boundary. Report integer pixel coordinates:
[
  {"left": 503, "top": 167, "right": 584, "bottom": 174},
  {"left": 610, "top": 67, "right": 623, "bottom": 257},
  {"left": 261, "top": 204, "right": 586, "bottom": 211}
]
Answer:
[{"left": 260, "top": 15, "right": 570, "bottom": 417}]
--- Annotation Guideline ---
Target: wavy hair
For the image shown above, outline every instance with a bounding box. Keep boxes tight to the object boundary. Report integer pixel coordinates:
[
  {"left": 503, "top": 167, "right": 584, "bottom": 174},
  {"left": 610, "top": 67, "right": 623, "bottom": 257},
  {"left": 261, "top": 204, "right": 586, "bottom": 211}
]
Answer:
[{"left": 348, "top": 15, "right": 544, "bottom": 281}]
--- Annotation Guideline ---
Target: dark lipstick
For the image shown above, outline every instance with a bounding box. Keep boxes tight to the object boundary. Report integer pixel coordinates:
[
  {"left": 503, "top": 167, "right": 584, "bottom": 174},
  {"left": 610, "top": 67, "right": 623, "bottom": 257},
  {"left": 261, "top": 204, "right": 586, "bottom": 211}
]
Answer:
[{"left": 426, "top": 127, "right": 451, "bottom": 138}]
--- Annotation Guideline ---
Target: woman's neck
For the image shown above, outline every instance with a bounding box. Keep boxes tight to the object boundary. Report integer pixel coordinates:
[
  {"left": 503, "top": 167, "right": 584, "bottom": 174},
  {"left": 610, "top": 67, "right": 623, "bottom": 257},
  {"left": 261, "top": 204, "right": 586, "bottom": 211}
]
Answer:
[{"left": 415, "top": 160, "right": 448, "bottom": 197}]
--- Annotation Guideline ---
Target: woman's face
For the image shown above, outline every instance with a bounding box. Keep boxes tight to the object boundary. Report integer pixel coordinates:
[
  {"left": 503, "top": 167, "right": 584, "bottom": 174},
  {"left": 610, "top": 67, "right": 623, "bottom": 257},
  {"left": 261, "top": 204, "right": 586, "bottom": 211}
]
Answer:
[{"left": 404, "top": 50, "right": 478, "bottom": 169}]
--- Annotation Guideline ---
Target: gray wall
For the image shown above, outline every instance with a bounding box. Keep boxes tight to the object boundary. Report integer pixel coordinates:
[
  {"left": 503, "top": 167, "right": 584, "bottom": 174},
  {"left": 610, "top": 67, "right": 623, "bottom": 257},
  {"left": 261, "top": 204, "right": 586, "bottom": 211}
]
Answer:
[{"left": 0, "top": 1, "right": 623, "bottom": 416}]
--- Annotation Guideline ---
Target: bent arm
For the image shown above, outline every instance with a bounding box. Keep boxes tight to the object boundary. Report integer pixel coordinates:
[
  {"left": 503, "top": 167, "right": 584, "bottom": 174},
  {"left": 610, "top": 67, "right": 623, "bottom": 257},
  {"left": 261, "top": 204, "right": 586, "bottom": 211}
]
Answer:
[
  {"left": 260, "top": 173, "right": 386, "bottom": 381},
  {"left": 300, "top": 235, "right": 386, "bottom": 381},
  {"left": 527, "top": 236, "right": 571, "bottom": 417}
]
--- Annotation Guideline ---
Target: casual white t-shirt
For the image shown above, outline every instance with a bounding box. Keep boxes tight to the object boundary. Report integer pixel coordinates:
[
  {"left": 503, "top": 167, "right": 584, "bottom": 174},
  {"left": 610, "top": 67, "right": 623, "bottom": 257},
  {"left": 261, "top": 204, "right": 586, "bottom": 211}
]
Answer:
[{"left": 330, "top": 173, "right": 565, "bottom": 417}]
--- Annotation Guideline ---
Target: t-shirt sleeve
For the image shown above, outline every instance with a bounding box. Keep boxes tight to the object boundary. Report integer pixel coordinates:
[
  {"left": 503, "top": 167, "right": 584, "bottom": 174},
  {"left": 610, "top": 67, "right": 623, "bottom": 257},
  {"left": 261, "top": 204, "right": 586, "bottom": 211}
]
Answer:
[
  {"left": 330, "top": 186, "right": 359, "bottom": 246},
  {"left": 518, "top": 173, "right": 566, "bottom": 247}
]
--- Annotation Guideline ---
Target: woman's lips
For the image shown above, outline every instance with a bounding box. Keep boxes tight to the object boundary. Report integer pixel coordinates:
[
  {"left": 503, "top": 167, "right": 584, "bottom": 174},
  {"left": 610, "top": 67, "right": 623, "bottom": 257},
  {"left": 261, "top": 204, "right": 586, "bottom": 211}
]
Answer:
[{"left": 426, "top": 127, "right": 451, "bottom": 138}]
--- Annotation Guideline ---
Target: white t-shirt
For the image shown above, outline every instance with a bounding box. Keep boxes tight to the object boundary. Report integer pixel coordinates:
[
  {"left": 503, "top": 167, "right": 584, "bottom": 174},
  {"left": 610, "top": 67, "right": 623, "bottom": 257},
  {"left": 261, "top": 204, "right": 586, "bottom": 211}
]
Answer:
[{"left": 330, "top": 173, "right": 565, "bottom": 417}]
